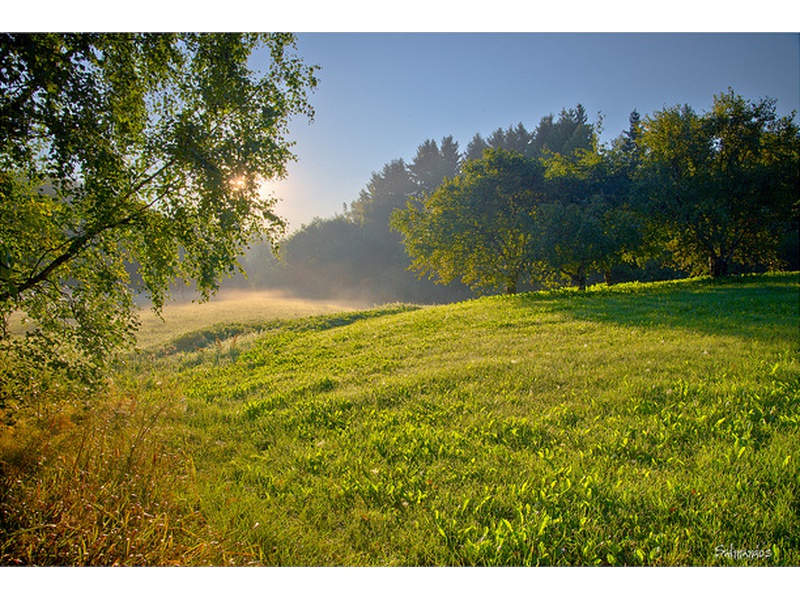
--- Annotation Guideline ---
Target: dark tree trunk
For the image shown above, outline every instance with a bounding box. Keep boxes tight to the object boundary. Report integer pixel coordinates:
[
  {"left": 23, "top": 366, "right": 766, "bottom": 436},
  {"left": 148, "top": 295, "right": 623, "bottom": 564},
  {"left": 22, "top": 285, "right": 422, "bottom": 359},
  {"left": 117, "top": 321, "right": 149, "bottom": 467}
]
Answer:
[
  {"left": 570, "top": 271, "right": 587, "bottom": 291},
  {"left": 710, "top": 255, "right": 729, "bottom": 278}
]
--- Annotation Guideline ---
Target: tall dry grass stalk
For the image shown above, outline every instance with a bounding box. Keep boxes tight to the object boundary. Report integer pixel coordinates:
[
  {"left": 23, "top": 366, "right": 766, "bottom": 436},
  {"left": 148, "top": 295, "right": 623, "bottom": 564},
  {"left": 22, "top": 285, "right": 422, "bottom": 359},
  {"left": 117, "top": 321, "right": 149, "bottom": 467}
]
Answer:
[{"left": 0, "top": 378, "right": 246, "bottom": 565}]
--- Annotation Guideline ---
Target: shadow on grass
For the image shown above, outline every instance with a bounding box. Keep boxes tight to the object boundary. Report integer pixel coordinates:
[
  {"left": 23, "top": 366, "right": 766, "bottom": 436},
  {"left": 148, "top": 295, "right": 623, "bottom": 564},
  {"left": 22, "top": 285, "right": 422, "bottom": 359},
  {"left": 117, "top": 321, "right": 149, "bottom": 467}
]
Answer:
[{"left": 509, "top": 273, "right": 799, "bottom": 345}]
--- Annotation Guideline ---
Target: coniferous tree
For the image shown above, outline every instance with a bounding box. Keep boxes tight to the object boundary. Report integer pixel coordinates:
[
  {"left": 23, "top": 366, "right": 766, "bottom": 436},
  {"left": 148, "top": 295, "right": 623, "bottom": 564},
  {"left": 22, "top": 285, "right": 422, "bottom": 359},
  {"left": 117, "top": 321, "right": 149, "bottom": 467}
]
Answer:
[
  {"left": 537, "top": 105, "right": 594, "bottom": 156},
  {"left": 439, "top": 135, "right": 463, "bottom": 180},
  {"left": 407, "top": 136, "right": 462, "bottom": 198},
  {"left": 486, "top": 123, "right": 534, "bottom": 156},
  {"left": 465, "top": 133, "right": 490, "bottom": 161}
]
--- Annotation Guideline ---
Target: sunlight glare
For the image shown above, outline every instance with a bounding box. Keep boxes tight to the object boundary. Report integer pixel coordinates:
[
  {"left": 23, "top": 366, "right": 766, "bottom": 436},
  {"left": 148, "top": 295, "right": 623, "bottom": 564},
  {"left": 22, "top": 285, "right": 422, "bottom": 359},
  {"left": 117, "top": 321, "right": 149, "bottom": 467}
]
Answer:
[{"left": 229, "top": 176, "right": 247, "bottom": 191}]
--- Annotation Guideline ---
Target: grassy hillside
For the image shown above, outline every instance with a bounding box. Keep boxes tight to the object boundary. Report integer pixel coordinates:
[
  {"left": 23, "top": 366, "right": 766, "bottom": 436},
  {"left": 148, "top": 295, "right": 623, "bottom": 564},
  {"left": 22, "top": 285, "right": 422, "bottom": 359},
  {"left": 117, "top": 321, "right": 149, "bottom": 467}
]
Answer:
[
  {"left": 163, "top": 273, "right": 800, "bottom": 565},
  {"left": 134, "top": 289, "right": 365, "bottom": 350},
  {"left": 3, "top": 273, "right": 798, "bottom": 565}
]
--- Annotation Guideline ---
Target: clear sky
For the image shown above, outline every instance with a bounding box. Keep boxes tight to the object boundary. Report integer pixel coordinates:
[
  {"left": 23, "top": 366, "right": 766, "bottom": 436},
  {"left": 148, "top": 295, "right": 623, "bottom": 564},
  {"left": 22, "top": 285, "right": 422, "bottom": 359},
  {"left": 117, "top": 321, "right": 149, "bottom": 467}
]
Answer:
[{"left": 256, "top": 33, "right": 800, "bottom": 232}]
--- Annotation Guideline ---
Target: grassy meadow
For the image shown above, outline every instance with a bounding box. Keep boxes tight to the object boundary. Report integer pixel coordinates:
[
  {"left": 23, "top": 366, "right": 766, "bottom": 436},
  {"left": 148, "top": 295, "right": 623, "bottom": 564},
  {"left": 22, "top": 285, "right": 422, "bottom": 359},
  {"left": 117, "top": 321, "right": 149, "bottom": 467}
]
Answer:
[
  {"left": 134, "top": 289, "right": 366, "bottom": 350},
  {"left": 2, "top": 273, "right": 798, "bottom": 565}
]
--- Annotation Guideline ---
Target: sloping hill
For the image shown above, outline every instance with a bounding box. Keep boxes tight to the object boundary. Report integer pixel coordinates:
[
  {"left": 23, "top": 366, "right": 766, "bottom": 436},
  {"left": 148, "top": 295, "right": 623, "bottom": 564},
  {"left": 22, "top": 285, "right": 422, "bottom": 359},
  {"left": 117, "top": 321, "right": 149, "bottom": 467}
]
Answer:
[{"left": 154, "top": 274, "right": 800, "bottom": 565}]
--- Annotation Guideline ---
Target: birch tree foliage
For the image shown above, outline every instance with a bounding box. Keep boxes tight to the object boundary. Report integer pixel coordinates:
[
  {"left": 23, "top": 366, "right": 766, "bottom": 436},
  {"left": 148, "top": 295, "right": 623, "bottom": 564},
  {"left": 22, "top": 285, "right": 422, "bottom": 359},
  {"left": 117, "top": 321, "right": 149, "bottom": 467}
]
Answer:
[{"left": 0, "top": 33, "right": 317, "bottom": 387}]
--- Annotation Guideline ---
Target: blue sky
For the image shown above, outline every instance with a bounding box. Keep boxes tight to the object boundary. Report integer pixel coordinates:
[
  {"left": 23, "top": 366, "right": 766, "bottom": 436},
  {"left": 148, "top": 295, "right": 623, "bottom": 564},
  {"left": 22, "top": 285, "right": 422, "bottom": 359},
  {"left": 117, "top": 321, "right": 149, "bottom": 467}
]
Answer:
[
  {"left": 257, "top": 33, "right": 800, "bottom": 231},
  {"left": 7, "top": 4, "right": 800, "bottom": 232}
]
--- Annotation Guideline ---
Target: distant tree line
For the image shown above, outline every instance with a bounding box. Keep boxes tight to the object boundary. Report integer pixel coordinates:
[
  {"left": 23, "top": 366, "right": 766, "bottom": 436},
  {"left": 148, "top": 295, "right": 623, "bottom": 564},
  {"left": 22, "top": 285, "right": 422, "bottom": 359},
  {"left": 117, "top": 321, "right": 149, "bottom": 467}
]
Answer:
[{"left": 243, "top": 89, "right": 797, "bottom": 301}]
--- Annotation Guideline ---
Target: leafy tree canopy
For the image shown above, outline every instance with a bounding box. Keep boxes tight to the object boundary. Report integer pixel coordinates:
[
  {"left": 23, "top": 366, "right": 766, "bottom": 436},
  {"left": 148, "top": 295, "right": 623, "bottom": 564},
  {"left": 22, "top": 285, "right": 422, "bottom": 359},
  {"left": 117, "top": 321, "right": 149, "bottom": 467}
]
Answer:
[
  {"left": 0, "top": 33, "right": 317, "bottom": 387},
  {"left": 392, "top": 148, "right": 545, "bottom": 294},
  {"left": 538, "top": 147, "right": 643, "bottom": 288},
  {"left": 637, "top": 89, "right": 799, "bottom": 277}
]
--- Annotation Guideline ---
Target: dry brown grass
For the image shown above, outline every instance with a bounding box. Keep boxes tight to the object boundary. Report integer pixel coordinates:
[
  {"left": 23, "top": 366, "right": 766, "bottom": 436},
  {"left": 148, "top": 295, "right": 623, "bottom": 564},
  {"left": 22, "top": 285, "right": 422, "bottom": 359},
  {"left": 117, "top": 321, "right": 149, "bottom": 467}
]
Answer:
[{"left": 0, "top": 378, "right": 252, "bottom": 565}]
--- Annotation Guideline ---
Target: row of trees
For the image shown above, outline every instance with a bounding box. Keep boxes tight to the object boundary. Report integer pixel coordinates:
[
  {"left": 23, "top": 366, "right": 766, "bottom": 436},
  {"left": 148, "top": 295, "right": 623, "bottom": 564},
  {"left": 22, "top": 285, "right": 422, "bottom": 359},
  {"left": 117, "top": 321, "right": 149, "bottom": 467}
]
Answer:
[
  {"left": 264, "top": 91, "right": 797, "bottom": 299},
  {"left": 260, "top": 105, "right": 603, "bottom": 301}
]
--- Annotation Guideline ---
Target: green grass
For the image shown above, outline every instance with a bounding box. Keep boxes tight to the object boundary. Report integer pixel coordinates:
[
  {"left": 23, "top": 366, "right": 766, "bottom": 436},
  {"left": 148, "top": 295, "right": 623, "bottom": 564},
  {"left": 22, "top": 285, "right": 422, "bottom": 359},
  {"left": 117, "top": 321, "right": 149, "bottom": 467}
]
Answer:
[
  {"left": 134, "top": 289, "right": 365, "bottom": 350},
  {"left": 136, "top": 272, "right": 799, "bottom": 565},
  {"left": 3, "top": 273, "right": 798, "bottom": 565}
]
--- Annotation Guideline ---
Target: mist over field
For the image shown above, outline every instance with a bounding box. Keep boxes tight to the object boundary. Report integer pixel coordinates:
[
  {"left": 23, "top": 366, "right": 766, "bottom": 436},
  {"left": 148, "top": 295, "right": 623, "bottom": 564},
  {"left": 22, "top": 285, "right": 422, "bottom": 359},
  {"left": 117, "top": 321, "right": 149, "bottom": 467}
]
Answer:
[{"left": 135, "top": 288, "right": 371, "bottom": 350}]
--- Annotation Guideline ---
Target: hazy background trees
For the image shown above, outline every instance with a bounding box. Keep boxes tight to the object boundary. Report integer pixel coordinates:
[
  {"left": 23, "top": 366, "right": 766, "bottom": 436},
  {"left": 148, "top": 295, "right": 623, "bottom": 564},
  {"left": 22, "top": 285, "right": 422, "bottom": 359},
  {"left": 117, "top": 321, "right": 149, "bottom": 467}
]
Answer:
[
  {"left": 236, "top": 92, "right": 796, "bottom": 301},
  {"left": 259, "top": 139, "right": 472, "bottom": 303}
]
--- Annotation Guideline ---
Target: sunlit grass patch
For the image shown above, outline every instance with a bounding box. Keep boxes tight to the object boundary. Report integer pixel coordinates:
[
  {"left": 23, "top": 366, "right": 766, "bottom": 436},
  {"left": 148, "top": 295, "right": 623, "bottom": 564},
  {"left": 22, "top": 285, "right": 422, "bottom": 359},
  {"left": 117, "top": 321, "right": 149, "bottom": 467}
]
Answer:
[
  {"left": 162, "top": 272, "right": 799, "bottom": 565},
  {"left": 4, "top": 273, "right": 797, "bottom": 565}
]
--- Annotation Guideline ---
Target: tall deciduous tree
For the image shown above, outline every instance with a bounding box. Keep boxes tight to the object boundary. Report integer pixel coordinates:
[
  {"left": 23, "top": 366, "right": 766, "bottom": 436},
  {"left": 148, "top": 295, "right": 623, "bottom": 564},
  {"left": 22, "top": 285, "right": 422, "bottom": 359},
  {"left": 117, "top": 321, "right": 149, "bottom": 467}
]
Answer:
[
  {"left": 392, "top": 148, "right": 545, "bottom": 294},
  {"left": 538, "top": 146, "right": 643, "bottom": 289},
  {"left": 0, "top": 33, "right": 317, "bottom": 384},
  {"left": 638, "top": 90, "right": 799, "bottom": 277}
]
